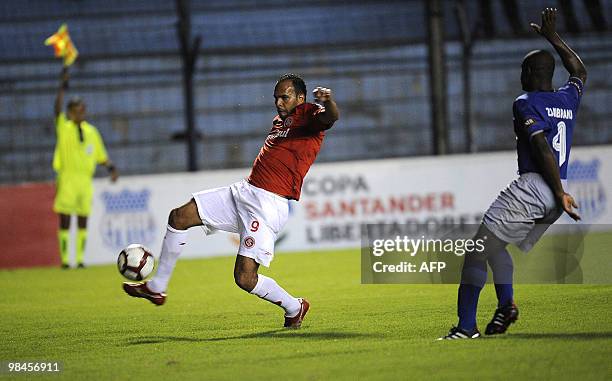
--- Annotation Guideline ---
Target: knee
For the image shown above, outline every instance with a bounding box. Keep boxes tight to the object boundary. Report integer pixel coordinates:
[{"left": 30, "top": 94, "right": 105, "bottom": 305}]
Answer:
[
  {"left": 168, "top": 201, "right": 197, "bottom": 230},
  {"left": 234, "top": 270, "right": 257, "bottom": 292},
  {"left": 168, "top": 208, "right": 183, "bottom": 229}
]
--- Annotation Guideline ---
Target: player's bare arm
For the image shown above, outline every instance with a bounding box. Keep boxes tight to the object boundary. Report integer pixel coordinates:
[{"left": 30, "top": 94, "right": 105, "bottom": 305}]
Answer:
[
  {"left": 530, "top": 132, "right": 580, "bottom": 221},
  {"left": 530, "top": 8, "right": 587, "bottom": 84},
  {"left": 312, "top": 86, "right": 339, "bottom": 125},
  {"left": 54, "top": 67, "right": 69, "bottom": 118}
]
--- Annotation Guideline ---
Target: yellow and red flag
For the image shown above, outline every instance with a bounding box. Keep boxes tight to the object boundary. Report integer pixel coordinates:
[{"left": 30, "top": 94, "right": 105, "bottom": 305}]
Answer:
[{"left": 44, "top": 23, "right": 79, "bottom": 66}]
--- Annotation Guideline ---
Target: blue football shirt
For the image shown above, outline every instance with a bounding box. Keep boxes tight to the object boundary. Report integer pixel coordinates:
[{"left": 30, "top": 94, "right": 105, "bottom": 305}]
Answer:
[{"left": 513, "top": 77, "right": 584, "bottom": 180}]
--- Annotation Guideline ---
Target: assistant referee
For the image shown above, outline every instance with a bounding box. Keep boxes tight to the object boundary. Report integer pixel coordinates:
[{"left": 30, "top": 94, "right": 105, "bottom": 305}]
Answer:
[{"left": 52, "top": 67, "right": 118, "bottom": 268}]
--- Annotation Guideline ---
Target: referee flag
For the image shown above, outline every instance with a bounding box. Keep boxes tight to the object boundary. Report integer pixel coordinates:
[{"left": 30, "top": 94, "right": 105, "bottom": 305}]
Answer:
[{"left": 45, "top": 23, "right": 79, "bottom": 66}]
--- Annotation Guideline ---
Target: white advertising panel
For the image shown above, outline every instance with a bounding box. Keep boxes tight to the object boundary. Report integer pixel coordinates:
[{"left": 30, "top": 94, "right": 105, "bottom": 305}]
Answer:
[{"left": 87, "top": 146, "right": 611, "bottom": 264}]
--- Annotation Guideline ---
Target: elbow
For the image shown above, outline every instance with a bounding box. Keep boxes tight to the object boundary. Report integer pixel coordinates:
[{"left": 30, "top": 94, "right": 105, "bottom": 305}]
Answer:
[
  {"left": 573, "top": 67, "right": 587, "bottom": 84},
  {"left": 331, "top": 107, "right": 340, "bottom": 122}
]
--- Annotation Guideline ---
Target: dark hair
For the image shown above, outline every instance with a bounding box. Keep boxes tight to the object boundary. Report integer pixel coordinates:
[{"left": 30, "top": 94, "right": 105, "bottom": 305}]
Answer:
[
  {"left": 276, "top": 73, "right": 306, "bottom": 99},
  {"left": 67, "top": 96, "right": 85, "bottom": 110},
  {"left": 523, "top": 50, "right": 555, "bottom": 81}
]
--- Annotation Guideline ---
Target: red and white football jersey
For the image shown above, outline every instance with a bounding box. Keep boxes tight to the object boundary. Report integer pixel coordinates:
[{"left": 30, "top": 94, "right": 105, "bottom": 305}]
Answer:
[{"left": 248, "top": 102, "right": 334, "bottom": 200}]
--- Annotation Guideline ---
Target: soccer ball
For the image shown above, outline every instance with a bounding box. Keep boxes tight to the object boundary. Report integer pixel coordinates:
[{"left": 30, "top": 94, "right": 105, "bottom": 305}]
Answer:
[{"left": 117, "top": 244, "right": 155, "bottom": 281}]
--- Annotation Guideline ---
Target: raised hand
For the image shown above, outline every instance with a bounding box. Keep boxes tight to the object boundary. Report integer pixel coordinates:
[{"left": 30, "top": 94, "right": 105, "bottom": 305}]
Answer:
[
  {"left": 312, "top": 86, "right": 332, "bottom": 103},
  {"left": 530, "top": 7, "right": 557, "bottom": 39}
]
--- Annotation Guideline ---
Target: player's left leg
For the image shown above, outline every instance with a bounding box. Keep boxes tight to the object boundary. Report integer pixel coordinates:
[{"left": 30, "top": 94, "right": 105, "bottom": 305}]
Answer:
[
  {"left": 74, "top": 178, "right": 93, "bottom": 268},
  {"left": 126, "top": 184, "right": 242, "bottom": 305},
  {"left": 124, "top": 199, "right": 201, "bottom": 305},
  {"left": 57, "top": 214, "right": 71, "bottom": 269},
  {"left": 146, "top": 199, "right": 202, "bottom": 293},
  {"left": 76, "top": 216, "right": 88, "bottom": 268}
]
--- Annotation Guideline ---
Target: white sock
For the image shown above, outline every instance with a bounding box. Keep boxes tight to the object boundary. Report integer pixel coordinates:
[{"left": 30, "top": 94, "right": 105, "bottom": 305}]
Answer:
[
  {"left": 147, "top": 225, "right": 188, "bottom": 293},
  {"left": 250, "top": 274, "right": 301, "bottom": 317}
]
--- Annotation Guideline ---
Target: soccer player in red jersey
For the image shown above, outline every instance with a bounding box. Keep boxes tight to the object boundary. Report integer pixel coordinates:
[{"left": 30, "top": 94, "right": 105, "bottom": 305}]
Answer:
[{"left": 123, "top": 74, "right": 339, "bottom": 328}]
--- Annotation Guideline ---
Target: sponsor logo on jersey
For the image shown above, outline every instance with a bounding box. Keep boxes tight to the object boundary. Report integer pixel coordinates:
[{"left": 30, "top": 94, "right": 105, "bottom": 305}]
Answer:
[
  {"left": 99, "top": 189, "right": 157, "bottom": 250},
  {"left": 524, "top": 118, "right": 536, "bottom": 127},
  {"left": 269, "top": 129, "right": 289, "bottom": 139}
]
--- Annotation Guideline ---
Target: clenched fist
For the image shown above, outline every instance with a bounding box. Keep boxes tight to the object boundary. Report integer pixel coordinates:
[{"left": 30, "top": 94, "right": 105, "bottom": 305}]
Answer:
[{"left": 312, "top": 86, "right": 333, "bottom": 103}]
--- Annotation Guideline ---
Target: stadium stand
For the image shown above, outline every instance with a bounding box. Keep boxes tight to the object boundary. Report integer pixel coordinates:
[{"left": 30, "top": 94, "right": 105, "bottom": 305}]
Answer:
[{"left": 0, "top": 0, "right": 610, "bottom": 183}]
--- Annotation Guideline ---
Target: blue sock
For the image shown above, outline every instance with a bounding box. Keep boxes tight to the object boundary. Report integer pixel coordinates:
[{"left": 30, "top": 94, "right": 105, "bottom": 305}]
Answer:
[
  {"left": 457, "top": 284, "right": 482, "bottom": 331},
  {"left": 494, "top": 284, "right": 514, "bottom": 307},
  {"left": 488, "top": 248, "right": 514, "bottom": 307},
  {"left": 457, "top": 261, "right": 487, "bottom": 331}
]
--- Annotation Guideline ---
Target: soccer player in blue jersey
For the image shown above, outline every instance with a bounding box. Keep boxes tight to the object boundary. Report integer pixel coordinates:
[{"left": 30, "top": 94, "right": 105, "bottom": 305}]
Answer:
[{"left": 440, "top": 8, "right": 586, "bottom": 339}]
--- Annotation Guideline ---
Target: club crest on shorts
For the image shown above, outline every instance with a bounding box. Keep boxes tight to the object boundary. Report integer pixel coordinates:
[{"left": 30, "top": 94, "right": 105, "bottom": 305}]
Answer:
[{"left": 243, "top": 236, "right": 255, "bottom": 248}]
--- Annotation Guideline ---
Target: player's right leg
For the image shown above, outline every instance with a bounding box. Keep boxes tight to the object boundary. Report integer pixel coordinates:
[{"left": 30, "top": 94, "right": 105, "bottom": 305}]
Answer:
[
  {"left": 485, "top": 247, "right": 519, "bottom": 335},
  {"left": 54, "top": 175, "right": 77, "bottom": 269},
  {"left": 234, "top": 254, "right": 309, "bottom": 328},
  {"left": 480, "top": 173, "right": 560, "bottom": 335},
  {"left": 123, "top": 199, "right": 201, "bottom": 305},
  {"left": 230, "top": 180, "right": 308, "bottom": 328},
  {"left": 439, "top": 224, "right": 507, "bottom": 340}
]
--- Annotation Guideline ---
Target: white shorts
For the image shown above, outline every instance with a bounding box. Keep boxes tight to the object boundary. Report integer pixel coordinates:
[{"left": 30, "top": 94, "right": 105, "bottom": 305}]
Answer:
[
  {"left": 192, "top": 179, "right": 289, "bottom": 267},
  {"left": 483, "top": 172, "right": 563, "bottom": 252}
]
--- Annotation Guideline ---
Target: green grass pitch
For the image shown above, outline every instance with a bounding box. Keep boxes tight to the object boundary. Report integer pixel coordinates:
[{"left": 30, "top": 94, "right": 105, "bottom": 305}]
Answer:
[{"left": 1, "top": 248, "right": 611, "bottom": 380}]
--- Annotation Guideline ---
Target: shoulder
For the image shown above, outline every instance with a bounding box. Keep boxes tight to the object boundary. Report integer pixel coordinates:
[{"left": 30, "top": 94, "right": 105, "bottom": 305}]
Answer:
[
  {"left": 513, "top": 94, "right": 535, "bottom": 112},
  {"left": 296, "top": 102, "right": 324, "bottom": 115},
  {"left": 55, "top": 112, "right": 67, "bottom": 125},
  {"left": 514, "top": 93, "right": 529, "bottom": 103},
  {"left": 82, "top": 121, "right": 96, "bottom": 130},
  {"left": 84, "top": 121, "right": 102, "bottom": 137}
]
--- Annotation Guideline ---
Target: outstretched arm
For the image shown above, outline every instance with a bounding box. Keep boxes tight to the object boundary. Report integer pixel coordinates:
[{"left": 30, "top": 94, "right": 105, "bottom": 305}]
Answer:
[
  {"left": 530, "top": 8, "right": 587, "bottom": 84},
  {"left": 54, "top": 67, "right": 69, "bottom": 118},
  {"left": 312, "top": 86, "right": 339, "bottom": 125},
  {"left": 531, "top": 132, "right": 580, "bottom": 221}
]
